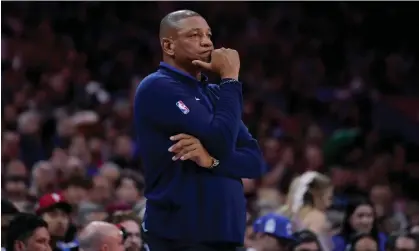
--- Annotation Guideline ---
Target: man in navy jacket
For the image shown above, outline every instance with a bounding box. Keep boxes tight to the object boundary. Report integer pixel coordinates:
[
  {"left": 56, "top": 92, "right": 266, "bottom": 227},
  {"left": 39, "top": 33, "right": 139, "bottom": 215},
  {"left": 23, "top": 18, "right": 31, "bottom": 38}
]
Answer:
[{"left": 134, "top": 10, "right": 266, "bottom": 251}]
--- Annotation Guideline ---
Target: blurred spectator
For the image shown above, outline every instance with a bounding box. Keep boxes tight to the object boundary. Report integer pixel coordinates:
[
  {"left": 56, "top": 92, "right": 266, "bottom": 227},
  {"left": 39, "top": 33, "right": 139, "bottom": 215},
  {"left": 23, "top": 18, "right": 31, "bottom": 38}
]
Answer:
[
  {"left": 290, "top": 230, "right": 322, "bottom": 251},
  {"left": 99, "top": 162, "right": 121, "bottom": 187},
  {"left": 35, "top": 193, "right": 77, "bottom": 251},
  {"left": 333, "top": 198, "right": 386, "bottom": 251},
  {"left": 77, "top": 202, "right": 108, "bottom": 229},
  {"left": 30, "top": 161, "right": 57, "bottom": 198},
  {"left": 78, "top": 221, "right": 124, "bottom": 251},
  {"left": 385, "top": 234, "right": 417, "bottom": 251},
  {"left": 115, "top": 170, "right": 145, "bottom": 207},
  {"left": 108, "top": 212, "right": 143, "bottom": 251},
  {"left": 6, "top": 213, "right": 51, "bottom": 251},
  {"left": 346, "top": 233, "right": 378, "bottom": 251},
  {"left": 250, "top": 213, "right": 294, "bottom": 251},
  {"left": 279, "top": 171, "right": 332, "bottom": 250},
  {"left": 61, "top": 176, "right": 92, "bottom": 207},
  {"left": 89, "top": 175, "right": 112, "bottom": 206}
]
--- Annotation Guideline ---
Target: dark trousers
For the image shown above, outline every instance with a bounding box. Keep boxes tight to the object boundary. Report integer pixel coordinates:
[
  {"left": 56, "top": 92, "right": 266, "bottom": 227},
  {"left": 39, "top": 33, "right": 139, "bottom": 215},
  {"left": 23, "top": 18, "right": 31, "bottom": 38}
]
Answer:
[{"left": 143, "top": 232, "right": 239, "bottom": 251}]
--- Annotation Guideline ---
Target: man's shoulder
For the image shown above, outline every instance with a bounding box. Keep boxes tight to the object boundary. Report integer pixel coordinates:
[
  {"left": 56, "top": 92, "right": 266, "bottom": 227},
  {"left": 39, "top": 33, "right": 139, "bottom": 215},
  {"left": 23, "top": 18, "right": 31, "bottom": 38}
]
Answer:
[
  {"left": 138, "top": 72, "right": 170, "bottom": 89},
  {"left": 136, "top": 72, "right": 180, "bottom": 95}
]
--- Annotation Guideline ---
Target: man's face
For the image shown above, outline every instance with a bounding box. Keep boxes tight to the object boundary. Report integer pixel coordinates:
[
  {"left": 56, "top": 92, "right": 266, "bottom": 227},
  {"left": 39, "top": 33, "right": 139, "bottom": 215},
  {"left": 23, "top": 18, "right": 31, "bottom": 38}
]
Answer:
[
  {"left": 5, "top": 160, "right": 27, "bottom": 177},
  {"left": 295, "top": 241, "right": 320, "bottom": 251},
  {"left": 172, "top": 16, "right": 214, "bottom": 63},
  {"left": 100, "top": 166, "right": 120, "bottom": 186},
  {"left": 4, "top": 177, "right": 27, "bottom": 197},
  {"left": 34, "top": 163, "right": 56, "bottom": 191},
  {"left": 255, "top": 234, "right": 288, "bottom": 251},
  {"left": 395, "top": 236, "right": 416, "bottom": 251},
  {"left": 114, "top": 136, "right": 132, "bottom": 158},
  {"left": 101, "top": 229, "right": 124, "bottom": 251},
  {"left": 42, "top": 208, "right": 69, "bottom": 237},
  {"left": 16, "top": 227, "right": 51, "bottom": 251},
  {"left": 116, "top": 178, "right": 139, "bottom": 204},
  {"left": 65, "top": 185, "right": 88, "bottom": 206},
  {"left": 120, "top": 220, "right": 142, "bottom": 251},
  {"left": 91, "top": 176, "right": 112, "bottom": 205}
]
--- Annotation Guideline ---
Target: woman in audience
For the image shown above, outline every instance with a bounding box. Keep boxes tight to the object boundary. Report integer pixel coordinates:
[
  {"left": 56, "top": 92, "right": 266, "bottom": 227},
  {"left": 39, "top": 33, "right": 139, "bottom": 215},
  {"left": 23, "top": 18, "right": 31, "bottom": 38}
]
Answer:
[
  {"left": 278, "top": 171, "right": 333, "bottom": 251},
  {"left": 332, "top": 197, "right": 386, "bottom": 251}
]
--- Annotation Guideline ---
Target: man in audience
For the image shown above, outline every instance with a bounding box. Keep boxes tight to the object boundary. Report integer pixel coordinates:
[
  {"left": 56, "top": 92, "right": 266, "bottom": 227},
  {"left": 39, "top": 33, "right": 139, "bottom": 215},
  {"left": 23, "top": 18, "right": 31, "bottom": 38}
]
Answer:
[
  {"left": 36, "top": 193, "right": 78, "bottom": 251},
  {"left": 249, "top": 213, "right": 294, "bottom": 251},
  {"left": 289, "top": 230, "right": 321, "bottom": 251},
  {"left": 78, "top": 221, "right": 124, "bottom": 251},
  {"left": 6, "top": 213, "right": 51, "bottom": 251},
  {"left": 109, "top": 212, "right": 143, "bottom": 251}
]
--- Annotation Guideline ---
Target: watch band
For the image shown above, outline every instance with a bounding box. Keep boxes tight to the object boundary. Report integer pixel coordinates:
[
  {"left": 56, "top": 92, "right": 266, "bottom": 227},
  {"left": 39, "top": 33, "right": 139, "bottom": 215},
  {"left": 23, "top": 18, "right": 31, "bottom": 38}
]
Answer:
[{"left": 220, "top": 78, "right": 240, "bottom": 86}]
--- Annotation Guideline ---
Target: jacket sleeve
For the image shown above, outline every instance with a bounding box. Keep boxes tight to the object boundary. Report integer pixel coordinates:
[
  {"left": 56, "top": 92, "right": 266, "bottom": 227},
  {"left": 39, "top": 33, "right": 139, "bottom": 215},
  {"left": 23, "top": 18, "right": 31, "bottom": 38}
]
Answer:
[
  {"left": 135, "top": 76, "right": 243, "bottom": 159},
  {"left": 211, "top": 122, "right": 266, "bottom": 179}
]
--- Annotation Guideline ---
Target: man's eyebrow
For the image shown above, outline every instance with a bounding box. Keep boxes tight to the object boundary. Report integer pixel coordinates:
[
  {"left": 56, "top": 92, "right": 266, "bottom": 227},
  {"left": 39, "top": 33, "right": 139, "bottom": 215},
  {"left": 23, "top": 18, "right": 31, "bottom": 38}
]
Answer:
[{"left": 184, "top": 28, "right": 212, "bottom": 33}]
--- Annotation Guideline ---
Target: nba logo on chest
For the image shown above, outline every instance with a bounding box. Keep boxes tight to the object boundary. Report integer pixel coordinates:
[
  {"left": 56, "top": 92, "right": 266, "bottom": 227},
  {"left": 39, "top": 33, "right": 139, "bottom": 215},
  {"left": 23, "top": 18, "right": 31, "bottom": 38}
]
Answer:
[{"left": 176, "top": 100, "right": 190, "bottom": 114}]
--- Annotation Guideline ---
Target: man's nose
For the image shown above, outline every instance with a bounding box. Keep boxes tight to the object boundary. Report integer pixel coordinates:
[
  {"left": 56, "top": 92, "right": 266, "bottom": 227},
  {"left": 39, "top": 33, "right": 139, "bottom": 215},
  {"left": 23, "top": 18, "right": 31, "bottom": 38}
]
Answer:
[{"left": 200, "top": 36, "right": 213, "bottom": 48}]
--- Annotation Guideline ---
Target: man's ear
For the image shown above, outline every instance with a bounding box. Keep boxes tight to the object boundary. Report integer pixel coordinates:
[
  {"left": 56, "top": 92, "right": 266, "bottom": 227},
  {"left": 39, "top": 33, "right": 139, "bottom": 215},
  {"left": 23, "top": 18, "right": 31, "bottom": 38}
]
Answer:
[
  {"left": 14, "top": 240, "right": 26, "bottom": 251},
  {"left": 100, "top": 244, "right": 109, "bottom": 251},
  {"left": 161, "top": 38, "right": 175, "bottom": 56}
]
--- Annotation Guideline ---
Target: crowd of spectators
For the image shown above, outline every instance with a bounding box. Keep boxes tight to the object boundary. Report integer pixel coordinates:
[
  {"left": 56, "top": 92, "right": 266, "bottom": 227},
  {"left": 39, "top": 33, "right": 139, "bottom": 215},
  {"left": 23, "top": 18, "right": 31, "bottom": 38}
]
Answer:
[{"left": 2, "top": 2, "right": 419, "bottom": 251}]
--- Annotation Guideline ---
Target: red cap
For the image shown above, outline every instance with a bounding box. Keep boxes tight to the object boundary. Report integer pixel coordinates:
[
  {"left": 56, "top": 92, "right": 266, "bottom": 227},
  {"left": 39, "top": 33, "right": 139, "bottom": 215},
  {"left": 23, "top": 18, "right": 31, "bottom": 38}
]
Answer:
[{"left": 35, "top": 193, "right": 72, "bottom": 215}]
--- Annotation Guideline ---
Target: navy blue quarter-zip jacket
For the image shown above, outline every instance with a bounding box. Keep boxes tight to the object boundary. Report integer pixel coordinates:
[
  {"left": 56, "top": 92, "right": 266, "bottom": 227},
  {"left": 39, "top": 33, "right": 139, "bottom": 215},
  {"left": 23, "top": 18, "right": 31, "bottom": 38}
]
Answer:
[{"left": 134, "top": 62, "right": 266, "bottom": 245}]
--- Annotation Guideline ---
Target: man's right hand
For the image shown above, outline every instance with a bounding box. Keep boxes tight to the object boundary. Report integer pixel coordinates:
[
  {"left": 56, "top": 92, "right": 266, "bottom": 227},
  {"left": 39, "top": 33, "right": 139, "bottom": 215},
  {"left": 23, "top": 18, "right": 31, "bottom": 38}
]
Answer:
[{"left": 192, "top": 48, "right": 240, "bottom": 80}]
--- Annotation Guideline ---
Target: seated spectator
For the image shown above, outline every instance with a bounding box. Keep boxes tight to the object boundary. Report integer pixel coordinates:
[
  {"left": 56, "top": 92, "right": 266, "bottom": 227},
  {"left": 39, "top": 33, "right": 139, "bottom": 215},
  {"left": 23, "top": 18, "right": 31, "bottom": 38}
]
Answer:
[
  {"left": 77, "top": 202, "right": 108, "bottom": 229},
  {"left": 115, "top": 170, "right": 145, "bottom": 208},
  {"left": 333, "top": 198, "right": 387, "bottom": 251},
  {"left": 61, "top": 176, "right": 92, "bottom": 208},
  {"left": 6, "top": 213, "right": 51, "bottom": 251},
  {"left": 385, "top": 233, "right": 417, "bottom": 251},
  {"left": 78, "top": 221, "right": 124, "bottom": 251},
  {"left": 290, "top": 230, "right": 322, "bottom": 251},
  {"left": 249, "top": 213, "right": 294, "bottom": 251},
  {"left": 279, "top": 171, "right": 333, "bottom": 250},
  {"left": 99, "top": 162, "right": 121, "bottom": 188},
  {"left": 108, "top": 212, "right": 144, "bottom": 251},
  {"left": 35, "top": 193, "right": 78, "bottom": 251},
  {"left": 345, "top": 233, "right": 378, "bottom": 251}
]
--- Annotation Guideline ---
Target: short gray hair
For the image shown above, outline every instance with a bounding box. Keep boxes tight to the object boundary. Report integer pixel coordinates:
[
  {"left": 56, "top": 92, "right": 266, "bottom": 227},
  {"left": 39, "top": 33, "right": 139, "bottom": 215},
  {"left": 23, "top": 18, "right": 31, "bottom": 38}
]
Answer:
[
  {"left": 100, "top": 162, "right": 121, "bottom": 173},
  {"left": 79, "top": 221, "right": 118, "bottom": 251}
]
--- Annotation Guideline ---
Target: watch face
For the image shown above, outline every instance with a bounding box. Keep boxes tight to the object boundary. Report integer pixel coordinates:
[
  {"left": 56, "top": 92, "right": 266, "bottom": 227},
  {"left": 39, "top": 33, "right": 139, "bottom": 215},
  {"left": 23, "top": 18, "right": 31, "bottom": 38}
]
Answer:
[{"left": 214, "top": 159, "right": 220, "bottom": 166}]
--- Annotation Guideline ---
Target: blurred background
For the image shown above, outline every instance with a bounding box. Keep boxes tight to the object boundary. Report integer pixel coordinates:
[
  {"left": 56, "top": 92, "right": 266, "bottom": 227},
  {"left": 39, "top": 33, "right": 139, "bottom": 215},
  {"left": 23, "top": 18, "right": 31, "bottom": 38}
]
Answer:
[{"left": 1, "top": 1, "right": 419, "bottom": 250}]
